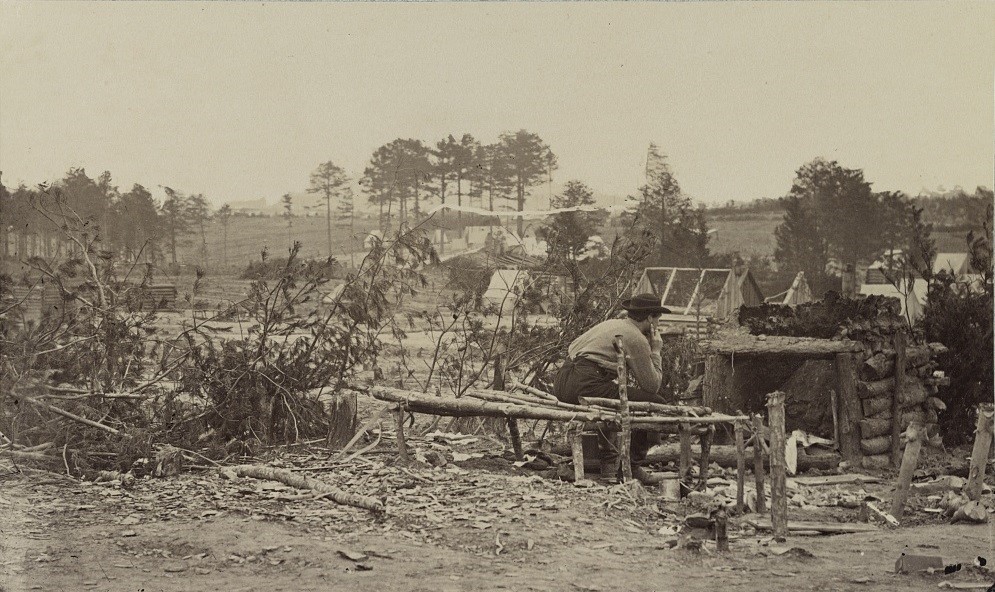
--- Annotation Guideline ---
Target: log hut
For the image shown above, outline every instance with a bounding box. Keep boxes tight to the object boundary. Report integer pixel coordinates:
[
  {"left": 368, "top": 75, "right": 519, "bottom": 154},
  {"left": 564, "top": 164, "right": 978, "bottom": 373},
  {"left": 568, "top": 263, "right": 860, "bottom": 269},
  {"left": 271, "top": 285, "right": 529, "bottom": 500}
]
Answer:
[{"left": 699, "top": 331, "right": 947, "bottom": 469}]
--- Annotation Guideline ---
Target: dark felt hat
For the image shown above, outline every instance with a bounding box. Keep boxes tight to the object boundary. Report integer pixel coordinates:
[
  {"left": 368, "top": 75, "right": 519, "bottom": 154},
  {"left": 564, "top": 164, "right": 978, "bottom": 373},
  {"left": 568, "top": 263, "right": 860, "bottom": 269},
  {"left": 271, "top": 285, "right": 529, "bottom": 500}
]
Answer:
[{"left": 620, "top": 293, "right": 671, "bottom": 314}]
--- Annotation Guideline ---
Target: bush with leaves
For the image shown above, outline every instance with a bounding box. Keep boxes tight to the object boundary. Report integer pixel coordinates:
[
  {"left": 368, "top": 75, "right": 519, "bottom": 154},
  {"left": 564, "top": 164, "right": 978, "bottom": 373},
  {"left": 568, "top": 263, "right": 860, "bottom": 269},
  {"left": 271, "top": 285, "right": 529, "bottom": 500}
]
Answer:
[
  {"left": 919, "top": 204, "right": 993, "bottom": 445},
  {"left": 182, "top": 231, "right": 435, "bottom": 446}
]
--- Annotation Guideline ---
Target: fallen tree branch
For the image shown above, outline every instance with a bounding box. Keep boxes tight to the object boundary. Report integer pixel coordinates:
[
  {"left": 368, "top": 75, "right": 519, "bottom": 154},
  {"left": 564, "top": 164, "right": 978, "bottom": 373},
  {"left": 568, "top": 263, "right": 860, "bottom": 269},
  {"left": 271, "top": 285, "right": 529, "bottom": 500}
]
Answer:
[
  {"left": 231, "top": 464, "right": 384, "bottom": 514},
  {"left": 19, "top": 396, "right": 121, "bottom": 436}
]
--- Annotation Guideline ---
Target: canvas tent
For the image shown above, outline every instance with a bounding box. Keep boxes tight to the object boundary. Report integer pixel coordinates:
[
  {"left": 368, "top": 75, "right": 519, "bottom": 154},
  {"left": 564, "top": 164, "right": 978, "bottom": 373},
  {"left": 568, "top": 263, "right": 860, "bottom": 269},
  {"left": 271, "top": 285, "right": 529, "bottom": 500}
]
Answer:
[
  {"left": 634, "top": 267, "right": 764, "bottom": 319},
  {"left": 483, "top": 268, "right": 566, "bottom": 312},
  {"left": 764, "top": 272, "right": 814, "bottom": 306},
  {"left": 859, "top": 279, "right": 928, "bottom": 322},
  {"left": 932, "top": 252, "right": 975, "bottom": 277}
]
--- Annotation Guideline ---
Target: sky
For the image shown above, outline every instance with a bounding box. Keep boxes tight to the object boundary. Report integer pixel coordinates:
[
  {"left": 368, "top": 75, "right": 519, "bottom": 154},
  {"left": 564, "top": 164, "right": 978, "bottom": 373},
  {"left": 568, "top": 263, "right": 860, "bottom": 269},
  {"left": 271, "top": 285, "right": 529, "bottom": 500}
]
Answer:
[{"left": 1, "top": 1, "right": 993, "bottom": 209}]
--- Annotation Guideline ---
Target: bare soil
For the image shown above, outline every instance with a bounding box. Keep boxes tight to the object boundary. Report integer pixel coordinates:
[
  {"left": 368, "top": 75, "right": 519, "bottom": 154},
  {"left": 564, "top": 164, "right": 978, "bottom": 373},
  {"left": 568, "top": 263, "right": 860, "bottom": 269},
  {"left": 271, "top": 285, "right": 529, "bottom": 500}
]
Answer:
[{"left": 3, "top": 454, "right": 995, "bottom": 592}]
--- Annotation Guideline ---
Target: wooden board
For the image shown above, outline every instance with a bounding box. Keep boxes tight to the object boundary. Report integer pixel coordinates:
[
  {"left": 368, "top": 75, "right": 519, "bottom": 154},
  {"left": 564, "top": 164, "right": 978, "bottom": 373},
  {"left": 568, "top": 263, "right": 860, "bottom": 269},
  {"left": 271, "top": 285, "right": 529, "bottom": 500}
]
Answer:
[{"left": 747, "top": 518, "right": 878, "bottom": 534}]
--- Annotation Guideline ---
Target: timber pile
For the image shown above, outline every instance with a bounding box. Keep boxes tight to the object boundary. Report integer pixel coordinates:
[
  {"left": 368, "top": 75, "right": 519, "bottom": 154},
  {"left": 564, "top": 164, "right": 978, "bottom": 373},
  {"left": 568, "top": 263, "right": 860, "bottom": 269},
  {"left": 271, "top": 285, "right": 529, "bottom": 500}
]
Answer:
[
  {"left": 357, "top": 385, "right": 745, "bottom": 428},
  {"left": 856, "top": 338, "right": 947, "bottom": 469}
]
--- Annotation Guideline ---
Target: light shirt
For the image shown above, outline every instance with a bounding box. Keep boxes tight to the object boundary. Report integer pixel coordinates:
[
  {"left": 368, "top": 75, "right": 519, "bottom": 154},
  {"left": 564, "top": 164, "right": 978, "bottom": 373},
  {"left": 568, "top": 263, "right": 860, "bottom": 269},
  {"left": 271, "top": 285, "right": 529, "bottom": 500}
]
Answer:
[{"left": 567, "top": 318, "right": 663, "bottom": 394}]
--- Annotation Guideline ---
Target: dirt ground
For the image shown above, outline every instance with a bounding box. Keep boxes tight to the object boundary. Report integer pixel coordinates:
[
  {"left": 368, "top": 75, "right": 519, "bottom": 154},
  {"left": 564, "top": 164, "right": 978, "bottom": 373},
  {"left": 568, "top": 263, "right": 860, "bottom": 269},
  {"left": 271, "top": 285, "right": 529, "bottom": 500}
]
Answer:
[{"left": 3, "top": 445, "right": 995, "bottom": 592}]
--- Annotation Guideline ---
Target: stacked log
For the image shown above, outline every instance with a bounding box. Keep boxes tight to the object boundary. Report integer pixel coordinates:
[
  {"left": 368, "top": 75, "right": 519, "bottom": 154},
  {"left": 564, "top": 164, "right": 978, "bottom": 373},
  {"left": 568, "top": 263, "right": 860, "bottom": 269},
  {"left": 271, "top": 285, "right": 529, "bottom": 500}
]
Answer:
[{"left": 856, "top": 340, "right": 946, "bottom": 468}]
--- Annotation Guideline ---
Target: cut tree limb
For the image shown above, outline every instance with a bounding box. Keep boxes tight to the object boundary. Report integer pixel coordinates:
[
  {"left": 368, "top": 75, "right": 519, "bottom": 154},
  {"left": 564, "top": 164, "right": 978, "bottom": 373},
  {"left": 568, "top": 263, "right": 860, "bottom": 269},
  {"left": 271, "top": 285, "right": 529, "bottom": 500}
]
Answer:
[
  {"left": 20, "top": 396, "right": 121, "bottom": 436},
  {"left": 890, "top": 421, "right": 924, "bottom": 518},
  {"left": 232, "top": 465, "right": 384, "bottom": 513},
  {"left": 577, "top": 397, "right": 711, "bottom": 417}
]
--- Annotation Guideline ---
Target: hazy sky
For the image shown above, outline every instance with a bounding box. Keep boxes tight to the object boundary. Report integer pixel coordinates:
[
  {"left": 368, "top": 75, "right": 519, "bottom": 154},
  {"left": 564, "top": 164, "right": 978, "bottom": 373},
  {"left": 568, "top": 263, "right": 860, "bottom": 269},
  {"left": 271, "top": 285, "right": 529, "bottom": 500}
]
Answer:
[{"left": 1, "top": 1, "right": 993, "bottom": 208}]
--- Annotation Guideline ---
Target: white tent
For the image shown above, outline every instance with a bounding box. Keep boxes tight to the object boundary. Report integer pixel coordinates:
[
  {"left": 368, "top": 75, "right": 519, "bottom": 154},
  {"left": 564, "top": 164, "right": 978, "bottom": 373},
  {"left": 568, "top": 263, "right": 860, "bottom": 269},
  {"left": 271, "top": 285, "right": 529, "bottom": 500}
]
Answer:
[
  {"left": 859, "top": 279, "right": 928, "bottom": 321},
  {"left": 483, "top": 269, "right": 530, "bottom": 309}
]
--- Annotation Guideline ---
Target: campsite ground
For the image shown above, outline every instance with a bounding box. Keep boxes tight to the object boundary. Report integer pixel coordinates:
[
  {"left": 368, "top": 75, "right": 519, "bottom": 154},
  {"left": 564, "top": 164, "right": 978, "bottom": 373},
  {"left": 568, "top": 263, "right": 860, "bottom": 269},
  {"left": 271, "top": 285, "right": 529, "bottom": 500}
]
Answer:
[{"left": 4, "top": 416, "right": 995, "bottom": 592}]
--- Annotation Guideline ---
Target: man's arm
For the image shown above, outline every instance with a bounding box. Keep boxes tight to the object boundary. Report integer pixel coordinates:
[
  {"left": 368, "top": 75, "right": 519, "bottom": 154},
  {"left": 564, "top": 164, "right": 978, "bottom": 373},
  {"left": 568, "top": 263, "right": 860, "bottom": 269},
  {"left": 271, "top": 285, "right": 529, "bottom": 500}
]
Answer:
[{"left": 621, "top": 327, "right": 663, "bottom": 399}]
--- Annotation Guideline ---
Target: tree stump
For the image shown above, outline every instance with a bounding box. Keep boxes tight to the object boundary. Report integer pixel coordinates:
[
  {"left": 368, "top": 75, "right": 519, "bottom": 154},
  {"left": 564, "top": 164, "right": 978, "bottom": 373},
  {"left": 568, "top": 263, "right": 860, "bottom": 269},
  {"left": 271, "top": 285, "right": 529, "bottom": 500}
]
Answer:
[{"left": 326, "top": 391, "right": 358, "bottom": 449}]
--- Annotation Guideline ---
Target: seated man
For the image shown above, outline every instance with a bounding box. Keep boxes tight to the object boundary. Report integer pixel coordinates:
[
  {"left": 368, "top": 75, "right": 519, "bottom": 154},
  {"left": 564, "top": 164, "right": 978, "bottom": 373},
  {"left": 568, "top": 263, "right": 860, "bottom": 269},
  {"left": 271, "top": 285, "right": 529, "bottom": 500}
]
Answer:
[{"left": 552, "top": 293, "right": 670, "bottom": 484}]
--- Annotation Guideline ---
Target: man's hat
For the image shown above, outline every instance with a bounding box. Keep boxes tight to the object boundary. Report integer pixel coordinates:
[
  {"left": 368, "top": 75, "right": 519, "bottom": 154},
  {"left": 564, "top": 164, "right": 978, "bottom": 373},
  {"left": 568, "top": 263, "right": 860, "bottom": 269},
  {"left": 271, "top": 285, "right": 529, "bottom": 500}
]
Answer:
[{"left": 620, "top": 293, "right": 671, "bottom": 315}]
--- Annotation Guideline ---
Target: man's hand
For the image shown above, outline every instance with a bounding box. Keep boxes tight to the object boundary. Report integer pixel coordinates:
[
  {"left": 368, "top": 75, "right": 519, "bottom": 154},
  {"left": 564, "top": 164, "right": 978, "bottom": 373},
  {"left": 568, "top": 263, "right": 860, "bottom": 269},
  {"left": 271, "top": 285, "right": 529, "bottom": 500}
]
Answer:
[{"left": 649, "top": 322, "right": 663, "bottom": 353}]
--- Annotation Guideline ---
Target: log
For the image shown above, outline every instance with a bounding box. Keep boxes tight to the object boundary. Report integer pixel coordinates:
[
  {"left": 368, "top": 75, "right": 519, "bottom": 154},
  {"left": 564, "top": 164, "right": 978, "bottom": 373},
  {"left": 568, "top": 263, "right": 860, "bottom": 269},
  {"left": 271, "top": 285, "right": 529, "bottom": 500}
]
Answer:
[
  {"left": 734, "top": 421, "right": 746, "bottom": 514},
  {"left": 615, "top": 336, "right": 633, "bottom": 485},
  {"left": 861, "top": 411, "right": 925, "bottom": 438},
  {"left": 857, "top": 378, "right": 894, "bottom": 399},
  {"left": 861, "top": 436, "right": 892, "bottom": 456},
  {"left": 861, "top": 454, "right": 890, "bottom": 470},
  {"left": 891, "top": 422, "right": 924, "bottom": 519},
  {"left": 326, "top": 391, "right": 358, "bottom": 449},
  {"left": 508, "top": 380, "right": 557, "bottom": 401},
  {"left": 361, "top": 387, "right": 610, "bottom": 423},
  {"left": 766, "top": 391, "right": 788, "bottom": 539},
  {"left": 965, "top": 404, "right": 995, "bottom": 501},
  {"left": 645, "top": 444, "right": 841, "bottom": 472},
  {"left": 752, "top": 414, "right": 767, "bottom": 514},
  {"left": 862, "top": 353, "right": 894, "bottom": 381},
  {"left": 905, "top": 345, "right": 931, "bottom": 368},
  {"left": 896, "top": 377, "right": 928, "bottom": 407},
  {"left": 464, "top": 389, "right": 584, "bottom": 413},
  {"left": 892, "top": 332, "right": 907, "bottom": 466},
  {"left": 701, "top": 335, "right": 862, "bottom": 357},
  {"left": 747, "top": 518, "right": 878, "bottom": 534},
  {"left": 863, "top": 416, "right": 890, "bottom": 438},
  {"left": 836, "top": 353, "right": 863, "bottom": 465},
  {"left": 577, "top": 397, "right": 711, "bottom": 417},
  {"left": 862, "top": 396, "right": 891, "bottom": 417},
  {"left": 232, "top": 465, "right": 384, "bottom": 514}
]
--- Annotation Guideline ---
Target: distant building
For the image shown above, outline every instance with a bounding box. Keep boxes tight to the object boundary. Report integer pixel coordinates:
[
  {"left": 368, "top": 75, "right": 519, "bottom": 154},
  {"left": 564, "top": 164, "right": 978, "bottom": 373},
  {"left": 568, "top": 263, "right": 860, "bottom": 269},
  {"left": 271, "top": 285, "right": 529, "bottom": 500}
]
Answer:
[{"left": 634, "top": 265, "right": 764, "bottom": 338}]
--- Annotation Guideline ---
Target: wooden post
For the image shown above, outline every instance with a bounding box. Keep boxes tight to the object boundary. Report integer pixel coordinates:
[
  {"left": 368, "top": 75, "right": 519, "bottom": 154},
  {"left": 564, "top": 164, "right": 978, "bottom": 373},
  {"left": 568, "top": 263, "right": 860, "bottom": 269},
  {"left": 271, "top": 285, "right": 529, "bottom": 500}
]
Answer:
[
  {"left": 569, "top": 425, "right": 586, "bottom": 483},
  {"left": 703, "top": 354, "right": 735, "bottom": 413},
  {"left": 679, "top": 422, "right": 692, "bottom": 498},
  {"left": 766, "top": 391, "right": 788, "bottom": 539},
  {"left": 734, "top": 420, "right": 746, "bottom": 514},
  {"left": 891, "top": 333, "right": 907, "bottom": 467},
  {"left": 698, "top": 424, "right": 714, "bottom": 491},
  {"left": 752, "top": 414, "right": 766, "bottom": 514},
  {"left": 494, "top": 354, "right": 524, "bottom": 461},
  {"left": 965, "top": 403, "right": 995, "bottom": 501},
  {"left": 835, "top": 353, "right": 863, "bottom": 465},
  {"left": 890, "top": 421, "right": 924, "bottom": 519},
  {"left": 715, "top": 508, "right": 729, "bottom": 552},
  {"left": 614, "top": 336, "right": 633, "bottom": 484},
  {"left": 394, "top": 405, "right": 409, "bottom": 463}
]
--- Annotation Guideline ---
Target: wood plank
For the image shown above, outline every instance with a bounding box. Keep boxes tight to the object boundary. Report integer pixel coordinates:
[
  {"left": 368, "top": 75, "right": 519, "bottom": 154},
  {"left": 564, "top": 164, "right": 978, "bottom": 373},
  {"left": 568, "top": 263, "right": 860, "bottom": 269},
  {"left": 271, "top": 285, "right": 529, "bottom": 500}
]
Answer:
[
  {"left": 836, "top": 353, "right": 863, "bottom": 465},
  {"left": 747, "top": 518, "right": 879, "bottom": 534},
  {"left": 701, "top": 335, "right": 863, "bottom": 357}
]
